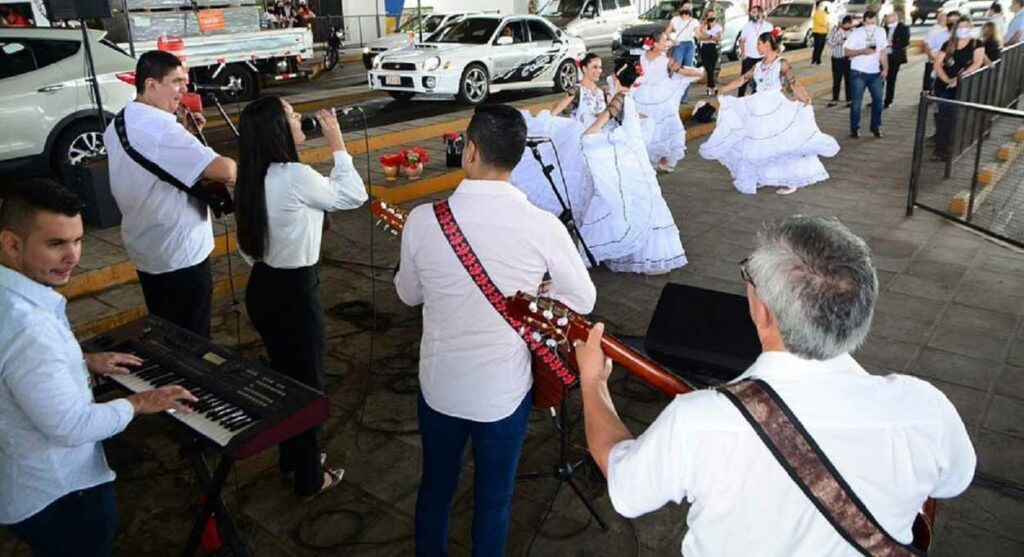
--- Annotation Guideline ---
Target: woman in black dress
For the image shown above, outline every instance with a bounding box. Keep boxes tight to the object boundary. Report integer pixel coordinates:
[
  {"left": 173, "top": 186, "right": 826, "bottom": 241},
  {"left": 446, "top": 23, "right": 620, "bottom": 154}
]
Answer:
[{"left": 932, "top": 17, "right": 985, "bottom": 162}]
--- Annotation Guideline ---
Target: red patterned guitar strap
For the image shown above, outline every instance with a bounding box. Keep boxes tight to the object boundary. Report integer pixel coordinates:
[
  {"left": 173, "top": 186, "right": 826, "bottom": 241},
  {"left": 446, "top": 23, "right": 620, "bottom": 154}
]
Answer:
[
  {"left": 432, "top": 200, "right": 576, "bottom": 388},
  {"left": 719, "top": 379, "right": 925, "bottom": 557}
]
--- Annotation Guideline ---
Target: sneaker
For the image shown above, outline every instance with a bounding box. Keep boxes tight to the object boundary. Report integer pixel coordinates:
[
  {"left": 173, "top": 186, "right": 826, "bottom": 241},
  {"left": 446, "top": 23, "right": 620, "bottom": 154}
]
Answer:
[
  {"left": 827, "top": 101, "right": 838, "bottom": 107},
  {"left": 871, "top": 128, "right": 883, "bottom": 138},
  {"left": 776, "top": 187, "right": 798, "bottom": 195},
  {"left": 851, "top": 130, "right": 861, "bottom": 138},
  {"left": 844, "top": 102, "right": 852, "bottom": 108}
]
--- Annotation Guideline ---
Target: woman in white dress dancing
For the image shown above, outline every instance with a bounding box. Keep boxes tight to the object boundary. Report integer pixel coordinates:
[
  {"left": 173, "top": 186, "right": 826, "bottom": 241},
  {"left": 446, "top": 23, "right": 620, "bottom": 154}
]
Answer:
[
  {"left": 634, "top": 32, "right": 704, "bottom": 173},
  {"left": 699, "top": 31, "right": 839, "bottom": 195}
]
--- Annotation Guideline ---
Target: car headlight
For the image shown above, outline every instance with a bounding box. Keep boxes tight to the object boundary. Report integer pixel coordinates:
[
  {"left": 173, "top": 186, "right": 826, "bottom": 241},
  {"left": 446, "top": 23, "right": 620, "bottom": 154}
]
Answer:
[
  {"left": 362, "top": 46, "right": 370, "bottom": 54},
  {"left": 611, "top": 29, "right": 621, "bottom": 42},
  {"left": 373, "top": 57, "right": 383, "bottom": 69},
  {"left": 423, "top": 56, "right": 441, "bottom": 72}
]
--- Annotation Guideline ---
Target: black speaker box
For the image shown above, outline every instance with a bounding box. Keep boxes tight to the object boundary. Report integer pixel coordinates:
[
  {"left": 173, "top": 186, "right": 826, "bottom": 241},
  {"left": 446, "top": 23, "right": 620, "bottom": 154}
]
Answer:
[
  {"left": 643, "top": 283, "right": 762, "bottom": 383},
  {"left": 62, "top": 158, "right": 121, "bottom": 229},
  {"left": 44, "top": 0, "right": 111, "bottom": 20}
]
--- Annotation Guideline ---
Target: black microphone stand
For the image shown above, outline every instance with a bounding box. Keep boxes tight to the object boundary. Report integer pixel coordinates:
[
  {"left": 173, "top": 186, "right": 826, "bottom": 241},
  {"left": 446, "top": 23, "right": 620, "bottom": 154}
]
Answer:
[{"left": 527, "top": 143, "right": 598, "bottom": 268}]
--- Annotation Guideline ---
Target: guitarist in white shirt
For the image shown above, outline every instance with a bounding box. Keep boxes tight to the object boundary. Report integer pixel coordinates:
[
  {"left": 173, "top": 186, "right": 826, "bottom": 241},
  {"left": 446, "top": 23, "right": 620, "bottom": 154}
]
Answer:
[{"left": 395, "top": 104, "right": 596, "bottom": 556}]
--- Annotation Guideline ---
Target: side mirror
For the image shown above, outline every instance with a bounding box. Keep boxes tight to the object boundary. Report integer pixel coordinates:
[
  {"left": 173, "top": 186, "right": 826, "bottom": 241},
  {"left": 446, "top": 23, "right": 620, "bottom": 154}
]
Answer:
[{"left": 497, "top": 35, "right": 514, "bottom": 45}]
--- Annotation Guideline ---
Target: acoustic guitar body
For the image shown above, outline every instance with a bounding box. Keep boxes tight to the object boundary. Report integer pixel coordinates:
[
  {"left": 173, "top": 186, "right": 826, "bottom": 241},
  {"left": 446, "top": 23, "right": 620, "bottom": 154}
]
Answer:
[{"left": 530, "top": 355, "right": 575, "bottom": 408}]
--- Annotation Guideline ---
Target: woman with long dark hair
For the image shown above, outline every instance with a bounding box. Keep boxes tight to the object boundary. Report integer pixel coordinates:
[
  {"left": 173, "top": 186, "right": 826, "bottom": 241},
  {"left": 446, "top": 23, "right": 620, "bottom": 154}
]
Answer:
[
  {"left": 235, "top": 96, "right": 367, "bottom": 497},
  {"left": 700, "top": 31, "right": 838, "bottom": 195},
  {"left": 932, "top": 17, "right": 984, "bottom": 161}
]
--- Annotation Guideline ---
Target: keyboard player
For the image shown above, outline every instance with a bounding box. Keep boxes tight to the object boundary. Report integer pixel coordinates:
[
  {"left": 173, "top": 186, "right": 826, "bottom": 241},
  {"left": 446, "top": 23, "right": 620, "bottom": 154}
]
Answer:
[{"left": 0, "top": 180, "right": 197, "bottom": 557}]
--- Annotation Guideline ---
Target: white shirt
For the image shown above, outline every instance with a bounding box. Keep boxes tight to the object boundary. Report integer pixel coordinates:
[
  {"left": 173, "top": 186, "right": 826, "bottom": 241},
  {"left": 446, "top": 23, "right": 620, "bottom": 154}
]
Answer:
[
  {"left": 741, "top": 19, "right": 773, "bottom": 59},
  {"left": 394, "top": 180, "right": 596, "bottom": 422},
  {"left": 243, "top": 151, "right": 367, "bottom": 268},
  {"left": 104, "top": 101, "right": 218, "bottom": 274},
  {"left": 0, "top": 267, "right": 135, "bottom": 524},
  {"left": 846, "top": 25, "right": 889, "bottom": 74},
  {"left": 699, "top": 22, "right": 723, "bottom": 43},
  {"left": 926, "top": 24, "right": 950, "bottom": 56},
  {"left": 607, "top": 351, "right": 976, "bottom": 557},
  {"left": 670, "top": 16, "right": 697, "bottom": 42},
  {"left": 990, "top": 12, "right": 1007, "bottom": 37}
]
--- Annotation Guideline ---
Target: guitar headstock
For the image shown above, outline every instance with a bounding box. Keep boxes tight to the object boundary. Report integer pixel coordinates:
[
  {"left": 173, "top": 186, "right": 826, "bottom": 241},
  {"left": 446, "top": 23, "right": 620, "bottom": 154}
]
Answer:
[
  {"left": 370, "top": 198, "right": 409, "bottom": 235},
  {"left": 505, "top": 291, "right": 591, "bottom": 352}
]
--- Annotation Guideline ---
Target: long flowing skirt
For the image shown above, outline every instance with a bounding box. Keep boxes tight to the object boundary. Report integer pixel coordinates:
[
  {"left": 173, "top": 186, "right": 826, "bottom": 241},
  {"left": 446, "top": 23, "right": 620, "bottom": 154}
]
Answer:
[
  {"left": 510, "top": 109, "right": 592, "bottom": 222},
  {"left": 633, "top": 73, "right": 700, "bottom": 169},
  {"left": 699, "top": 90, "right": 840, "bottom": 194}
]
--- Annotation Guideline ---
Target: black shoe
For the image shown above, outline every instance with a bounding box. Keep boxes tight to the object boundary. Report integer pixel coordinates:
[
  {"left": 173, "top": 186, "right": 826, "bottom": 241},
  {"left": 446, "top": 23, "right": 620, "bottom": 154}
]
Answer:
[
  {"left": 827, "top": 101, "right": 838, "bottom": 107},
  {"left": 884, "top": 103, "right": 892, "bottom": 109},
  {"left": 867, "top": 102, "right": 873, "bottom": 107},
  {"left": 851, "top": 130, "right": 861, "bottom": 138},
  {"left": 871, "top": 128, "right": 883, "bottom": 138}
]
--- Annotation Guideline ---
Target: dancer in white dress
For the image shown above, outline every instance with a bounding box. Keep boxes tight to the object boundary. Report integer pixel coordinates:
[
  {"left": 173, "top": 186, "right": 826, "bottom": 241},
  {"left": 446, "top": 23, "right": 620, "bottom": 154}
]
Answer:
[
  {"left": 633, "top": 32, "right": 704, "bottom": 173},
  {"left": 700, "top": 31, "right": 840, "bottom": 195}
]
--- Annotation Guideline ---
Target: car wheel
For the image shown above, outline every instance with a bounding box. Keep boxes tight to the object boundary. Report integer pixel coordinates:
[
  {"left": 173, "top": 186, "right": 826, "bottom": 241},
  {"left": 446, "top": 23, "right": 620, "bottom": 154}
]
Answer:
[
  {"left": 727, "top": 35, "right": 741, "bottom": 61},
  {"left": 803, "top": 30, "right": 812, "bottom": 48},
  {"left": 553, "top": 59, "right": 577, "bottom": 93},
  {"left": 216, "top": 63, "right": 259, "bottom": 101},
  {"left": 388, "top": 91, "right": 415, "bottom": 101},
  {"left": 457, "top": 63, "right": 490, "bottom": 105},
  {"left": 52, "top": 120, "right": 105, "bottom": 172}
]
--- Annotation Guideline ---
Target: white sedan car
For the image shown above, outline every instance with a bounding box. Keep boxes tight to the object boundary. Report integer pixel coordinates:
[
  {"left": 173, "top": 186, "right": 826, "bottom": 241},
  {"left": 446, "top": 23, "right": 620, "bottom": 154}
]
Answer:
[{"left": 368, "top": 14, "right": 586, "bottom": 105}]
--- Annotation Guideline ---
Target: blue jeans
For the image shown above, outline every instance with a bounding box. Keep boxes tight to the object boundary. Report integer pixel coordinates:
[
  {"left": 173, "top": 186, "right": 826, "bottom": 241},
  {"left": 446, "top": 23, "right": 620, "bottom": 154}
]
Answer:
[
  {"left": 415, "top": 391, "right": 532, "bottom": 557},
  {"left": 849, "top": 70, "right": 884, "bottom": 133},
  {"left": 8, "top": 482, "right": 117, "bottom": 557},
  {"left": 672, "top": 41, "right": 696, "bottom": 66}
]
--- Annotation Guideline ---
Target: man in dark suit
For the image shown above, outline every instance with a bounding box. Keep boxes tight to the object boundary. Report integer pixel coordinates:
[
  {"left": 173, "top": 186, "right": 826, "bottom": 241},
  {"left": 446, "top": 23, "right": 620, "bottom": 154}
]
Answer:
[{"left": 883, "top": 11, "right": 910, "bottom": 108}]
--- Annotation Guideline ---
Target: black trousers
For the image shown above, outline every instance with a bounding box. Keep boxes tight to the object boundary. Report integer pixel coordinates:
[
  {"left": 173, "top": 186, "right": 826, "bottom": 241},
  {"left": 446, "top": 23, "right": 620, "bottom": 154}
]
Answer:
[
  {"left": 738, "top": 56, "right": 760, "bottom": 97},
  {"left": 812, "top": 33, "right": 827, "bottom": 64},
  {"left": 831, "top": 57, "right": 851, "bottom": 101},
  {"left": 886, "top": 55, "right": 903, "bottom": 107},
  {"left": 137, "top": 258, "right": 212, "bottom": 338},
  {"left": 245, "top": 262, "right": 325, "bottom": 496},
  {"left": 923, "top": 61, "right": 934, "bottom": 92},
  {"left": 8, "top": 482, "right": 117, "bottom": 557},
  {"left": 700, "top": 43, "right": 720, "bottom": 88},
  {"left": 934, "top": 87, "right": 958, "bottom": 156}
]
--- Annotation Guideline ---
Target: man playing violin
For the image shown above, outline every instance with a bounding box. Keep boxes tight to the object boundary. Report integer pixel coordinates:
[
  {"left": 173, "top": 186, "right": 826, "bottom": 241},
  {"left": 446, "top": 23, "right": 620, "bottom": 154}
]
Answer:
[
  {"left": 577, "top": 216, "right": 976, "bottom": 556},
  {"left": 104, "top": 50, "right": 237, "bottom": 338}
]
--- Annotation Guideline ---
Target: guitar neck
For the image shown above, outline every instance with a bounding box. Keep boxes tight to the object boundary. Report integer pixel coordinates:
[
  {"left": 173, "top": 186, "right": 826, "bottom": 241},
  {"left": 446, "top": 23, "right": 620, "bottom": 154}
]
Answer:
[{"left": 599, "top": 335, "right": 694, "bottom": 397}]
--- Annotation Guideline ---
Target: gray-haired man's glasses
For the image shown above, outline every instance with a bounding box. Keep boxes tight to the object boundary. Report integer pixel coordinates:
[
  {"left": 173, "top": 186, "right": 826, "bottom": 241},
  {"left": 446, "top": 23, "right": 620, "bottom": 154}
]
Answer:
[{"left": 739, "top": 257, "right": 756, "bottom": 288}]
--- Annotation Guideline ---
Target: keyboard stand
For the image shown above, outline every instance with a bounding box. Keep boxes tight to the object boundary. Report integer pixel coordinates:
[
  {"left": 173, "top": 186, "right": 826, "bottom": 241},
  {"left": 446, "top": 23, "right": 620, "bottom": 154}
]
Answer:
[{"left": 181, "top": 441, "right": 251, "bottom": 557}]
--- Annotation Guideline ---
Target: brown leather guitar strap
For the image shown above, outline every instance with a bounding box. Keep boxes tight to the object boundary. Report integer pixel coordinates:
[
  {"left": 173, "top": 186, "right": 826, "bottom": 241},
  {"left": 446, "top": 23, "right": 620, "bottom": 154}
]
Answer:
[
  {"left": 432, "top": 200, "right": 576, "bottom": 389},
  {"left": 718, "top": 379, "right": 924, "bottom": 557}
]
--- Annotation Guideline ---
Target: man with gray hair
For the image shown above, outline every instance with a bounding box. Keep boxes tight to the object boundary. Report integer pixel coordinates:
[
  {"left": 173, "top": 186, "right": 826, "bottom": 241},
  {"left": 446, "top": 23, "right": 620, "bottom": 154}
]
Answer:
[{"left": 576, "top": 216, "right": 976, "bottom": 556}]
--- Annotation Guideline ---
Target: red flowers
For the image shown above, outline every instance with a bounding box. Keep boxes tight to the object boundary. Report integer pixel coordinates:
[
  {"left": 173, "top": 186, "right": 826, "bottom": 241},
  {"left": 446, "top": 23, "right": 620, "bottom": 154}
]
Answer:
[
  {"left": 771, "top": 27, "right": 783, "bottom": 40},
  {"left": 442, "top": 131, "right": 460, "bottom": 141},
  {"left": 379, "top": 153, "right": 403, "bottom": 167},
  {"left": 635, "top": 62, "right": 644, "bottom": 76},
  {"left": 642, "top": 37, "right": 654, "bottom": 50},
  {"left": 400, "top": 146, "right": 430, "bottom": 167}
]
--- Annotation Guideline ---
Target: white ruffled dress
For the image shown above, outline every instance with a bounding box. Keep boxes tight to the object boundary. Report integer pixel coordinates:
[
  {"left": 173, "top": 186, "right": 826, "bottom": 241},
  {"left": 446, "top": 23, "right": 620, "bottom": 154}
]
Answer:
[
  {"left": 699, "top": 57, "right": 839, "bottom": 194},
  {"left": 632, "top": 53, "right": 701, "bottom": 170}
]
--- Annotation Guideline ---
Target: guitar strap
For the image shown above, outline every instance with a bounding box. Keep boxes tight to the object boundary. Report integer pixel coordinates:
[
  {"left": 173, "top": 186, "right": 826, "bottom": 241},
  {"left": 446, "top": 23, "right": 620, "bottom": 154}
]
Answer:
[
  {"left": 432, "top": 200, "right": 576, "bottom": 390},
  {"left": 718, "top": 379, "right": 924, "bottom": 557},
  {"left": 113, "top": 109, "right": 208, "bottom": 217}
]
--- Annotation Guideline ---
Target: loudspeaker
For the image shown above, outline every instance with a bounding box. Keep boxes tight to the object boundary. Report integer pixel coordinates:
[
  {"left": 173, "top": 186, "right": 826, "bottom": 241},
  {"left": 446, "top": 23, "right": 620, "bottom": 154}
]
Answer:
[
  {"left": 43, "top": 0, "right": 111, "bottom": 20},
  {"left": 62, "top": 158, "right": 122, "bottom": 229},
  {"left": 643, "top": 283, "right": 761, "bottom": 383}
]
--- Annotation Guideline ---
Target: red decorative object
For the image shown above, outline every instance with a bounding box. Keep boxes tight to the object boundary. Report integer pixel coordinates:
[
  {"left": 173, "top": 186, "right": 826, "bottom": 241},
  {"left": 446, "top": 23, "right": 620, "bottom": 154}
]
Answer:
[
  {"left": 400, "top": 146, "right": 430, "bottom": 167},
  {"left": 574, "top": 58, "right": 582, "bottom": 68},
  {"left": 635, "top": 62, "right": 644, "bottom": 77},
  {"left": 642, "top": 37, "right": 654, "bottom": 51},
  {"left": 442, "top": 131, "right": 460, "bottom": 141},
  {"left": 380, "top": 153, "right": 403, "bottom": 181},
  {"left": 771, "top": 27, "right": 783, "bottom": 40}
]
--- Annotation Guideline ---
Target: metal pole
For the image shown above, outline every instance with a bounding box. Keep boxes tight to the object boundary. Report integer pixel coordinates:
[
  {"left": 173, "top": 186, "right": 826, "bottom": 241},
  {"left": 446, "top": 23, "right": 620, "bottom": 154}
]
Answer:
[
  {"left": 417, "top": 0, "right": 423, "bottom": 43},
  {"left": 906, "top": 92, "right": 929, "bottom": 217},
  {"left": 80, "top": 20, "right": 108, "bottom": 129},
  {"left": 125, "top": 8, "right": 136, "bottom": 57},
  {"left": 965, "top": 108, "right": 987, "bottom": 223}
]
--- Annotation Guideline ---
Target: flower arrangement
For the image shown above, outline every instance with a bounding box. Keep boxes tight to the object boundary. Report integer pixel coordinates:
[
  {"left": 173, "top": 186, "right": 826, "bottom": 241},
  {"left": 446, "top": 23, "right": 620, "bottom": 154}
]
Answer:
[
  {"left": 379, "top": 153, "right": 403, "bottom": 167},
  {"left": 401, "top": 146, "right": 430, "bottom": 167},
  {"left": 771, "top": 27, "right": 782, "bottom": 41},
  {"left": 442, "top": 132, "right": 460, "bottom": 142},
  {"left": 642, "top": 37, "right": 655, "bottom": 51}
]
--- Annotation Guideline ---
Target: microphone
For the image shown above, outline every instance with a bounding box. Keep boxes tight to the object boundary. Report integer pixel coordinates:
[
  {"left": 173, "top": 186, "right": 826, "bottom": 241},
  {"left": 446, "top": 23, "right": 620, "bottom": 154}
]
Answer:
[
  {"left": 526, "top": 136, "right": 552, "bottom": 148},
  {"left": 300, "top": 106, "right": 362, "bottom": 133},
  {"left": 188, "top": 82, "right": 243, "bottom": 94}
]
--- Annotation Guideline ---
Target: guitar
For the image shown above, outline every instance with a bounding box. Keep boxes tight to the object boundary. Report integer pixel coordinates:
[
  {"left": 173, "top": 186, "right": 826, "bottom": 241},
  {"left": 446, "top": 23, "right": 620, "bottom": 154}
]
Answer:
[
  {"left": 179, "top": 98, "right": 235, "bottom": 218},
  {"left": 506, "top": 291, "right": 937, "bottom": 554},
  {"left": 370, "top": 198, "right": 408, "bottom": 234}
]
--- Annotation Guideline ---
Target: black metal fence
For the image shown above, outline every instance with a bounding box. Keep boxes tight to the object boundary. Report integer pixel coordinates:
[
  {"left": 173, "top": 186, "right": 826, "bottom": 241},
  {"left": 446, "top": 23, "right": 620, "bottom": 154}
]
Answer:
[
  {"left": 947, "top": 41, "right": 1024, "bottom": 161},
  {"left": 907, "top": 95, "right": 1024, "bottom": 247}
]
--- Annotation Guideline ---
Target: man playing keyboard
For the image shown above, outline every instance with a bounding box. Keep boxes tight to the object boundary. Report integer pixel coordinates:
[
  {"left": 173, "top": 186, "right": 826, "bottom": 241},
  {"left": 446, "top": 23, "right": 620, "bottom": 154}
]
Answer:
[{"left": 0, "top": 180, "right": 197, "bottom": 557}]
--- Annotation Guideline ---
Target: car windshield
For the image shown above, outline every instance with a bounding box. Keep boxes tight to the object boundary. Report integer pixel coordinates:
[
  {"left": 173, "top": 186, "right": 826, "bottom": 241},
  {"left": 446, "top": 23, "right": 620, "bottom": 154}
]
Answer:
[
  {"left": 398, "top": 13, "right": 445, "bottom": 33},
  {"left": 847, "top": 0, "right": 868, "bottom": 4},
  {"left": 771, "top": 3, "right": 813, "bottom": 17},
  {"left": 433, "top": 18, "right": 500, "bottom": 44},
  {"left": 640, "top": 2, "right": 707, "bottom": 21},
  {"left": 539, "top": 0, "right": 585, "bottom": 17}
]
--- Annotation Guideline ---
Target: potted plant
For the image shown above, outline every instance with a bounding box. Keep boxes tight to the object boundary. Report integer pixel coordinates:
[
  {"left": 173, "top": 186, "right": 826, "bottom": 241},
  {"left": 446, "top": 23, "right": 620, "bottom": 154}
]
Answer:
[
  {"left": 379, "top": 153, "right": 403, "bottom": 181},
  {"left": 442, "top": 132, "right": 464, "bottom": 168},
  {"left": 400, "top": 146, "right": 430, "bottom": 180}
]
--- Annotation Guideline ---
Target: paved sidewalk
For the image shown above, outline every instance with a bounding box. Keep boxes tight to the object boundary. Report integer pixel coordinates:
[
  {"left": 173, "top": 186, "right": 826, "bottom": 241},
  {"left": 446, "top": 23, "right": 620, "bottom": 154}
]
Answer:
[{"left": 3, "top": 58, "right": 1024, "bottom": 556}]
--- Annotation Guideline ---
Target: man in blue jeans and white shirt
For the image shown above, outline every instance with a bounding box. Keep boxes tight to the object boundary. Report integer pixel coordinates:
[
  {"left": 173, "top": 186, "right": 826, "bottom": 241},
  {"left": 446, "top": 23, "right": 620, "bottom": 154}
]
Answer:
[
  {"left": 845, "top": 10, "right": 889, "bottom": 138},
  {"left": 0, "top": 180, "right": 196, "bottom": 556},
  {"left": 395, "top": 104, "right": 596, "bottom": 556}
]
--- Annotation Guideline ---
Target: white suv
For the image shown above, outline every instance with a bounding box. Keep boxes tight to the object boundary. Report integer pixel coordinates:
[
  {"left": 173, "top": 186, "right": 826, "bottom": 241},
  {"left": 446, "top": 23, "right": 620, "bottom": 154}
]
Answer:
[{"left": 0, "top": 27, "right": 136, "bottom": 176}]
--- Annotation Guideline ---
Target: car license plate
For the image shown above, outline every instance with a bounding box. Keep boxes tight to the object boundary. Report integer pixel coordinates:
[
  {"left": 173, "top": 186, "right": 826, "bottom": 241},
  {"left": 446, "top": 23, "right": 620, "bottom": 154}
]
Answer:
[
  {"left": 630, "top": 48, "right": 644, "bottom": 56},
  {"left": 385, "top": 75, "right": 402, "bottom": 86}
]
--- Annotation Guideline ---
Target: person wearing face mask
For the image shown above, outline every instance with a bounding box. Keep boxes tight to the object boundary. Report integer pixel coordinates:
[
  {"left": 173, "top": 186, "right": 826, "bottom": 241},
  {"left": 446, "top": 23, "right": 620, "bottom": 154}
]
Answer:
[
  {"left": 738, "top": 5, "right": 773, "bottom": 96},
  {"left": 844, "top": 10, "right": 889, "bottom": 138},
  {"left": 234, "top": 96, "right": 367, "bottom": 498},
  {"left": 932, "top": 17, "right": 985, "bottom": 162},
  {"left": 922, "top": 11, "right": 951, "bottom": 92},
  {"left": 666, "top": 6, "right": 699, "bottom": 67},
  {"left": 883, "top": 11, "right": 910, "bottom": 109},
  {"left": 697, "top": 10, "right": 724, "bottom": 95},
  {"left": 826, "top": 15, "right": 853, "bottom": 108}
]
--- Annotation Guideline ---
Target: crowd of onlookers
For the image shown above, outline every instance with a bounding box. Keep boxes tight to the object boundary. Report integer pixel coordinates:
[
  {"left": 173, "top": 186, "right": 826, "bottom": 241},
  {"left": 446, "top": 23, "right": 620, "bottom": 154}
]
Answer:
[{"left": 262, "top": 0, "right": 317, "bottom": 29}]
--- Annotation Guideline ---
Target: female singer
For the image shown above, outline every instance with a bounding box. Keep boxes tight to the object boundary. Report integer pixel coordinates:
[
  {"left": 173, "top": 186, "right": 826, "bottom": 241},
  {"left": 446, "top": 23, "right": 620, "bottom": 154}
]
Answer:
[
  {"left": 235, "top": 96, "right": 367, "bottom": 497},
  {"left": 633, "top": 32, "right": 704, "bottom": 173},
  {"left": 700, "top": 31, "right": 839, "bottom": 195}
]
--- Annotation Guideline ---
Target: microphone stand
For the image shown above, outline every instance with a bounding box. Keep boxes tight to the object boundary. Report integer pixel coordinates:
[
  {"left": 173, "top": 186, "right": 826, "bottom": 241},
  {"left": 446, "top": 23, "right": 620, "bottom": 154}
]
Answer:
[{"left": 527, "top": 143, "right": 598, "bottom": 268}]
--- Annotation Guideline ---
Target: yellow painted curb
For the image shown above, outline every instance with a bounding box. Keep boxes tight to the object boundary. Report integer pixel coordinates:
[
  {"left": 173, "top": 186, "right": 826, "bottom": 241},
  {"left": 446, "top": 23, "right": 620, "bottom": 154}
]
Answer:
[
  {"left": 372, "top": 170, "right": 465, "bottom": 205},
  {"left": 1015, "top": 126, "right": 1024, "bottom": 141},
  {"left": 204, "top": 90, "right": 387, "bottom": 133}
]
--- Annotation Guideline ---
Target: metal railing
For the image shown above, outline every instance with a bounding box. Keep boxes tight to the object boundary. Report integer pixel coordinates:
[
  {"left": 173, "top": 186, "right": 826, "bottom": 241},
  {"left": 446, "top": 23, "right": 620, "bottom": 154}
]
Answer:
[
  {"left": 907, "top": 94, "right": 1024, "bottom": 248},
  {"left": 946, "top": 41, "right": 1024, "bottom": 161}
]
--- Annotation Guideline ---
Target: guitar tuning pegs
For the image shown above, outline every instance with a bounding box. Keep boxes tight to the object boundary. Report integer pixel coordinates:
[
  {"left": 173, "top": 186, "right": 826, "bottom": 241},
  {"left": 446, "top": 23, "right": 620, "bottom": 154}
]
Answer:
[
  {"left": 556, "top": 317, "right": 569, "bottom": 327},
  {"left": 542, "top": 309, "right": 554, "bottom": 320},
  {"left": 518, "top": 326, "right": 526, "bottom": 335},
  {"left": 545, "top": 339, "right": 557, "bottom": 348},
  {"left": 528, "top": 302, "right": 538, "bottom": 313},
  {"left": 531, "top": 332, "right": 542, "bottom": 342}
]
